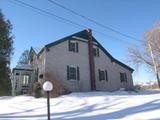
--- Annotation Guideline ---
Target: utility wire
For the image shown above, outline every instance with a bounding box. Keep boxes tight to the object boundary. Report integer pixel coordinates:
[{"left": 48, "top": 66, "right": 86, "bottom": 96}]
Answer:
[
  {"left": 11, "top": 0, "right": 137, "bottom": 45},
  {"left": 48, "top": 0, "right": 140, "bottom": 42},
  {"left": 13, "top": 0, "right": 86, "bottom": 29}
]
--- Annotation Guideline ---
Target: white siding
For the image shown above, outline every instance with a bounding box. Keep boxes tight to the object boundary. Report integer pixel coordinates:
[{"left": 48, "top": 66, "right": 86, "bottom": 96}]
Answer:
[
  {"left": 38, "top": 51, "right": 46, "bottom": 83},
  {"left": 94, "top": 46, "right": 133, "bottom": 91},
  {"left": 45, "top": 40, "right": 91, "bottom": 92},
  {"left": 37, "top": 38, "right": 133, "bottom": 92}
]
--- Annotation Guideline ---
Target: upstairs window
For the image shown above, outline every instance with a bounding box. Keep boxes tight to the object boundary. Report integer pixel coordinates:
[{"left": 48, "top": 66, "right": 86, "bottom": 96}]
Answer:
[
  {"left": 93, "top": 47, "right": 99, "bottom": 57},
  {"left": 120, "top": 73, "right": 127, "bottom": 82},
  {"left": 67, "top": 66, "right": 80, "bottom": 80},
  {"left": 68, "top": 40, "right": 79, "bottom": 52},
  {"left": 98, "top": 69, "right": 108, "bottom": 81}
]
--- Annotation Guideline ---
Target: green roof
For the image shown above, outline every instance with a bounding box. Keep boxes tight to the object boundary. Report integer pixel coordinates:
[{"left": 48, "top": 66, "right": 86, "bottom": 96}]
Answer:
[{"left": 37, "top": 29, "right": 134, "bottom": 72}]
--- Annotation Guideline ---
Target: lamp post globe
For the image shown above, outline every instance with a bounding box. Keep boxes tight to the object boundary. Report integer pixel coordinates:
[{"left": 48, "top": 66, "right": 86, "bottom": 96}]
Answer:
[
  {"left": 43, "top": 81, "right": 53, "bottom": 120},
  {"left": 43, "top": 81, "right": 53, "bottom": 91}
]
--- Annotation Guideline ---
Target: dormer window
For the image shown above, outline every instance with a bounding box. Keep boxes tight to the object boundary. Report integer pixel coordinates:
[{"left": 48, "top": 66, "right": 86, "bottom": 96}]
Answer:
[{"left": 68, "top": 40, "right": 79, "bottom": 52}]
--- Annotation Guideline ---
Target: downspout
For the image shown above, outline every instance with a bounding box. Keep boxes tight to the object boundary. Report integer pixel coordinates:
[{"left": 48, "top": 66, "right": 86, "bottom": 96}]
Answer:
[{"left": 86, "top": 29, "right": 96, "bottom": 90}]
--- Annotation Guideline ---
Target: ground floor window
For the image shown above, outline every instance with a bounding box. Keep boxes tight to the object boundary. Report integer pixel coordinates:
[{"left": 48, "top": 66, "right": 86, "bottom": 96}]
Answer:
[
  {"left": 120, "top": 72, "right": 127, "bottom": 82},
  {"left": 98, "top": 69, "right": 108, "bottom": 81},
  {"left": 67, "top": 66, "right": 80, "bottom": 80},
  {"left": 22, "top": 75, "right": 29, "bottom": 85}
]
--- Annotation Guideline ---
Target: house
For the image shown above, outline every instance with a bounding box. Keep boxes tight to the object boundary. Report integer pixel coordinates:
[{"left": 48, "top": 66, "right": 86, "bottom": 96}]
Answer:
[
  {"left": 30, "top": 29, "right": 134, "bottom": 92},
  {"left": 12, "top": 29, "right": 134, "bottom": 94},
  {"left": 11, "top": 64, "right": 34, "bottom": 95}
]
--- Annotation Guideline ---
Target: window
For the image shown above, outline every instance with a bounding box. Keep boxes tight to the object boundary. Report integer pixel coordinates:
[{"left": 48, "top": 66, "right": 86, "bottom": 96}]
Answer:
[
  {"left": 120, "top": 73, "right": 127, "bottom": 82},
  {"left": 93, "top": 47, "right": 99, "bottom": 57},
  {"left": 39, "top": 74, "right": 43, "bottom": 79},
  {"left": 68, "top": 40, "right": 79, "bottom": 52},
  {"left": 105, "top": 70, "right": 108, "bottom": 81},
  {"left": 16, "top": 73, "right": 19, "bottom": 75},
  {"left": 98, "top": 69, "right": 108, "bottom": 81},
  {"left": 22, "top": 75, "right": 29, "bottom": 85},
  {"left": 67, "top": 66, "right": 80, "bottom": 80}
]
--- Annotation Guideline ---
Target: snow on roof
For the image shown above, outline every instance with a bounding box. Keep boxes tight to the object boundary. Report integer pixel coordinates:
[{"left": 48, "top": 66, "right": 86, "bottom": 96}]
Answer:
[
  {"left": 14, "top": 64, "right": 32, "bottom": 70},
  {"left": 32, "top": 47, "right": 42, "bottom": 54}
]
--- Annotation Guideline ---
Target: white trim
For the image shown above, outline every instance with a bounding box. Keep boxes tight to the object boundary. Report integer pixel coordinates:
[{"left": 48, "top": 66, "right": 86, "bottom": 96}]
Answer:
[
  {"left": 69, "top": 40, "right": 77, "bottom": 43},
  {"left": 72, "top": 36, "right": 98, "bottom": 45},
  {"left": 72, "top": 36, "right": 88, "bottom": 42},
  {"left": 68, "top": 65, "right": 78, "bottom": 81}
]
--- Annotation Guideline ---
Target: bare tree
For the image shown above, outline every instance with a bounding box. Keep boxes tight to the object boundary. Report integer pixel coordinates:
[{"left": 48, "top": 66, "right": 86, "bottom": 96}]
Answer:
[
  {"left": 18, "top": 50, "right": 29, "bottom": 64},
  {"left": 128, "top": 22, "right": 160, "bottom": 88},
  {"left": 44, "top": 71, "right": 70, "bottom": 98}
]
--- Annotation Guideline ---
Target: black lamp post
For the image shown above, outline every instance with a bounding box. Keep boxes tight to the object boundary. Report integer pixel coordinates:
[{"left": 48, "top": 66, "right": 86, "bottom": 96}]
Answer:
[{"left": 43, "top": 81, "right": 53, "bottom": 120}]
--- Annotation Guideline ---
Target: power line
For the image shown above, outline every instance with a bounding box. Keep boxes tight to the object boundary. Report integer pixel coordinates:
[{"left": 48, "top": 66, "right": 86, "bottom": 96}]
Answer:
[
  {"left": 11, "top": 0, "right": 138, "bottom": 45},
  {"left": 92, "top": 30, "right": 133, "bottom": 45},
  {"left": 12, "top": 0, "right": 86, "bottom": 28},
  {"left": 48, "top": 0, "right": 140, "bottom": 42}
]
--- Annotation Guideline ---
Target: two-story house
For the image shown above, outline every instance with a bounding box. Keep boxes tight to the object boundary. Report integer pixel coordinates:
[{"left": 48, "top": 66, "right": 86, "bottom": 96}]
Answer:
[{"left": 29, "top": 29, "right": 134, "bottom": 92}]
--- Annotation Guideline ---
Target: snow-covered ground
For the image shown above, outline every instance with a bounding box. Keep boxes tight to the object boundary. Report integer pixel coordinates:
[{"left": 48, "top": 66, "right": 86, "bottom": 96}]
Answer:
[{"left": 0, "top": 90, "right": 160, "bottom": 120}]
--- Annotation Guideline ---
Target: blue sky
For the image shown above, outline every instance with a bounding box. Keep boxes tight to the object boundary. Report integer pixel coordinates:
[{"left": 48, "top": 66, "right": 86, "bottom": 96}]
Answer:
[{"left": 0, "top": 0, "right": 160, "bottom": 83}]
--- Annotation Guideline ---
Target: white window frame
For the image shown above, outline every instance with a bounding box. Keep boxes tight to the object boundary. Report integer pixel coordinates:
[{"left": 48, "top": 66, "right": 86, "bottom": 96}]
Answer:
[
  {"left": 93, "top": 46, "right": 99, "bottom": 57},
  {"left": 68, "top": 40, "right": 78, "bottom": 52},
  {"left": 67, "top": 65, "right": 80, "bottom": 81},
  {"left": 22, "top": 75, "right": 29, "bottom": 85}
]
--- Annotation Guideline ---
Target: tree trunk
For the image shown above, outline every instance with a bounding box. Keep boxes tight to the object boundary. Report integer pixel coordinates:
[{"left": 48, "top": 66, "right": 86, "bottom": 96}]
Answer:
[{"left": 156, "top": 72, "right": 160, "bottom": 88}]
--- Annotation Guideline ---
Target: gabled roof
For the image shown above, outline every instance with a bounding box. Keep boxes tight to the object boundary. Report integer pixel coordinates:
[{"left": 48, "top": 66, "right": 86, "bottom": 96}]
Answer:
[
  {"left": 30, "top": 47, "right": 42, "bottom": 55},
  {"left": 33, "top": 47, "right": 41, "bottom": 54},
  {"left": 92, "top": 37, "right": 134, "bottom": 72},
  {"left": 37, "top": 29, "right": 134, "bottom": 72},
  {"left": 45, "top": 29, "right": 88, "bottom": 49},
  {"left": 38, "top": 30, "right": 89, "bottom": 56}
]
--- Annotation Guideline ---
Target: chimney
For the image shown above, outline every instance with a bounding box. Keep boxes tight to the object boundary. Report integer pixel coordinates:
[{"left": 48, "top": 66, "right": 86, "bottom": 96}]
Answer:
[{"left": 86, "top": 29, "right": 96, "bottom": 90}]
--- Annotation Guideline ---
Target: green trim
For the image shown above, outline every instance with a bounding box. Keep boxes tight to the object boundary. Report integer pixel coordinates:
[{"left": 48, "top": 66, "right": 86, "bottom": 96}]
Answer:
[
  {"left": 113, "top": 59, "right": 134, "bottom": 72},
  {"left": 37, "top": 30, "right": 88, "bottom": 56},
  {"left": 92, "top": 37, "right": 134, "bottom": 72},
  {"left": 13, "top": 68, "right": 33, "bottom": 72},
  {"left": 45, "top": 30, "right": 88, "bottom": 49},
  {"left": 36, "top": 29, "right": 134, "bottom": 72}
]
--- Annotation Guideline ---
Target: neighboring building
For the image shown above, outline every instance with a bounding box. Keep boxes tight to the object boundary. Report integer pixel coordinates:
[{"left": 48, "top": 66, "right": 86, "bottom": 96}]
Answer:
[
  {"left": 12, "top": 64, "right": 34, "bottom": 95},
  {"left": 12, "top": 29, "right": 134, "bottom": 94},
  {"left": 29, "top": 47, "right": 42, "bottom": 83},
  {"left": 30, "top": 29, "right": 134, "bottom": 92}
]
